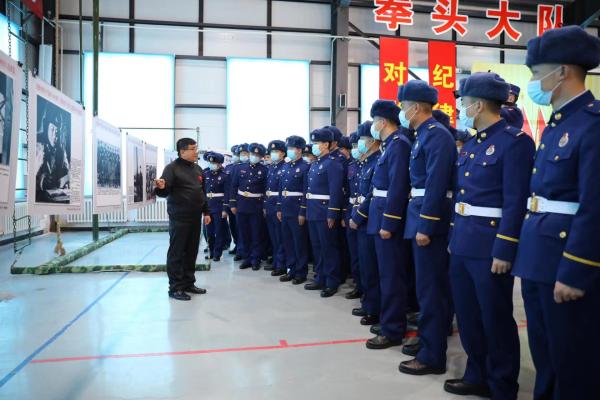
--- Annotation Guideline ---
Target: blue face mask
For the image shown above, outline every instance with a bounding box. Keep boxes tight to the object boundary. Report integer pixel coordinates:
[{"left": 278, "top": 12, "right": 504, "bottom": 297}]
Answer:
[
  {"left": 240, "top": 154, "right": 249, "bottom": 163},
  {"left": 358, "top": 138, "right": 371, "bottom": 154},
  {"left": 311, "top": 144, "right": 321, "bottom": 157},
  {"left": 287, "top": 149, "right": 298, "bottom": 160},
  {"left": 527, "top": 67, "right": 562, "bottom": 106},
  {"left": 249, "top": 155, "right": 261, "bottom": 164},
  {"left": 302, "top": 156, "right": 312, "bottom": 164},
  {"left": 270, "top": 152, "right": 280, "bottom": 162},
  {"left": 370, "top": 121, "right": 382, "bottom": 140},
  {"left": 399, "top": 106, "right": 416, "bottom": 129},
  {"left": 209, "top": 163, "right": 219, "bottom": 171},
  {"left": 351, "top": 148, "right": 361, "bottom": 160},
  {"left": 459, "top": 103, "right": 477, "bottom": 129},
  {"left": 232, "top": 155, "right": 239, "bottom": 163}
]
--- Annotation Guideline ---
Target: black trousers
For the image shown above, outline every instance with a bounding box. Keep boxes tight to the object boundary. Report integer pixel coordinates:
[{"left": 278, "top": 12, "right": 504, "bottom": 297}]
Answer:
[{"left": 167, "top": 218, "right": 201, "bottom": 291}]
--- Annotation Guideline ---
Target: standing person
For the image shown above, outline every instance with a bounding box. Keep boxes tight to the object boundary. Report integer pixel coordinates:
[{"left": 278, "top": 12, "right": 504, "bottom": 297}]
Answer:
[
  {"left": 265, "top": 140, "right": 287, "bottom": 276},
  {"left": 230, "top": 143, "right": 268, "bottom": 271},
  {"left": 278, "top": 135, "right": 310, "bottom": 284},
  {"left": 223, "top": 145, "right": 241, "bottom": 255},
  {"left": 228, "top": 143, "right": 250, "bottom": 262},
  {"left": 302, "top": 144, "right": 316, "bottom": 164},
  {"left": 155, "top": 138, "right": 211, "bottom": 301},
  {"left": 500, "top": 84, "right": 524, "bottom": 130},
  {"left": 396, "top": 81, "right": 456, "bottom": 376},
  {"left": 350, "top": 121, "right": 382, "bottom": 327},
  {"left": 444, "top": 73, "right": 534, "bottom": 399},
  {"left": 364, "top": 100, "right": 412, "bottom": 350},
  {"left": 513, "top": 26, "right": 600, "bottom": 400},
  {"left": 204, "top": 152, "right": 228, "bottom": 262},
  {"left": 304, "top": 128, "right": 344, "bottom": 298}
]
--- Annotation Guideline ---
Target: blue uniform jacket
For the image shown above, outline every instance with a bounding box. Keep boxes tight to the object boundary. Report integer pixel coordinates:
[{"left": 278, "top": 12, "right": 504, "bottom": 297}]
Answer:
[
  {"left": 449, "top": 119, "right": 535, "bottom": 262},
  {"left": 223, "top": 163, "right": 239, "bottom": 210},
  {"left": 344, "top": 160, "right": 360, "bottom": 223},
  {"left": 265, "top": 160, "right": 285, "bottom": 216},
  {"left": 278, "top": 158, "right": 309, "bottom": 218},
  {"left": 366, "top": 130, "right": 412, "bottom": 235},
  {"left": 306, "top": 153, "right": 344, "bottom": 222},
  {"left": 229, "top": 162, "right": 267, "bottom": 214},
  {"left": 513, "top": 92, "right": 600, "bottom": 290},
  {"left": 500, "top": 105, "right": 524, "bottom": 130},
  {"left": 405, "top": 117, "right": 457, "bottom": 238},
  {"left": 204, "top": 168, "right": 228, "bottom": 213},
  {"left": 352, "top": 150, "right": 381, "bottom": 232}
]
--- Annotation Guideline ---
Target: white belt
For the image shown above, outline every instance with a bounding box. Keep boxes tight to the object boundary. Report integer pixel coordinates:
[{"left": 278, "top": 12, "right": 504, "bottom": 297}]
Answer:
[
  {"left": 455, "top": 202, "right": 502, "bottom": 218},
  {"left": 266, "top": 191, "right": 279, "bottom": 197},
  {"left": 282, "top": 191, "right": 303, "bottom": 197},
  {"left": 527, "top": 196, "right": 579, "bottom": 215},
  {"left": 411, "top": 188, "right": 453, "bottom": 199},
  {"left": 349, "top": 197, "right": 357, "bottom": 205},
  {"left": 206, "top": 192, "right": 224, "bottom": 199},
  {"left": 306, "top": 193, "right": 330, "bottom": 200},
  {"left": 238, "top": 190, "right": 263, "bottom": 198},
  {"left": 372, "top": 189, "right": 388, "bottom": 198}
]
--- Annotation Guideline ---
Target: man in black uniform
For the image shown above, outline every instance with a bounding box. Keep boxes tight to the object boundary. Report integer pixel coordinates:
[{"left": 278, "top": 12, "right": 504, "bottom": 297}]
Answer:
[{"left": 155, "top": 138, "right": 212, "bottom": 301}]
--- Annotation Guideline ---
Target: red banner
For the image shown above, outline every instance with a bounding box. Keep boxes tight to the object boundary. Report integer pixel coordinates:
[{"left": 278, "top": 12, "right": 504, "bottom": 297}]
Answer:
[
  {"left": 428, "top": 40, "right": 456, "bottom": 127},
  {"left": 379, "top": 37, "right": 409, "bottom": 101},
  {"left": 22, "top": 0, "right": 44, "bottom": 19}
]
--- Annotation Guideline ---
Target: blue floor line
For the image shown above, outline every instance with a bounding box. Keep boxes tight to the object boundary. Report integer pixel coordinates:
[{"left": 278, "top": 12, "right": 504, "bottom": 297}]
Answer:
[{"left": 0, "top": 271, "right": 130, "bottom": 389}]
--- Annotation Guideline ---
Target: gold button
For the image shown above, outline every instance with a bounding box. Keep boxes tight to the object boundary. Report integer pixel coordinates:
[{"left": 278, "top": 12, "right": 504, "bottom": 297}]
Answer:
[
  {"left": 532, "top": 168, "right": 537, "bottom": 174},
  {"left": 525, "top": 213, "right": 530, "bottom": 219},
  {"left": 465, "top": 172, "right": 470, "bottom": 177},
  {"left": 460, "top": 189, "right": 465, "bottom": 195},
  {"left": 470, "top": 154, "right": 475, "bottom": 159},
  {"left": 551, "top": 123, "right": 556, "bottom": 127},
  {"left": 540, "top": 143, "right": 545, "bottom": 150},
  {"left": 490, "top": 220, "right": 496, "bottom": 227},
  {"left": 477, "top": 139, "right": 482, "bottom": 144},
  {"left": 555, "top": 113, "right": 562, "bottom": 120},
  {"left": 559, "top": 231, "right": 567, "bottom": 239},
  {"left": 532, "top": 192, "right": 536, "bottom": 197},
  {"left": 483, "top": 162, "right": 487, "bottom": 166},
  {"left": 554, "top": 155, "right": 560, "bottom": 161},
  {"left": 481, "top": 133, "right": 487, "bottom": 139}
]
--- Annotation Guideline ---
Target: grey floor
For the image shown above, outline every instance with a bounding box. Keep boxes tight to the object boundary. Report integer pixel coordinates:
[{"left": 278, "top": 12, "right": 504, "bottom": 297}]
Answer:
[{"left": 0, "top": 232, "right": 536, "bottom": 400}]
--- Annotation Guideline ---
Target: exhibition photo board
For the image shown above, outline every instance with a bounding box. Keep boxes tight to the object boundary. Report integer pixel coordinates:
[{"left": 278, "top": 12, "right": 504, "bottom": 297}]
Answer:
[
  {"left": 92, "top": 117, "right": 122, "bottom": 214},
  {"left": 126, "top": 134, "right": 145, "bottom": 211},
  {"left": 144, "top": 142, "right": 157, "bottom": 205}
]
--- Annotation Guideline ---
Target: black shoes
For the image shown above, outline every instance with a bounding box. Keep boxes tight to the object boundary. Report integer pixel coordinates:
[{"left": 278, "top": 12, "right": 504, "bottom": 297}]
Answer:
[
  {"left": 271, "top": 269, "right": 286, "bottom": 277},
  {"left": 228, "top": 247, "right": 237, "bottom": 255},
  {"left": 234, "top": 255, "right": 243, "bottom": 261},
  {"left": 264, "top": 265, "right": 275, "bottom": 272},
  {"left": 366, "top": 335, "right": 403, "bottom": 350},
  {"left": 168, "top": 290, "right": 191, "bottom": 301},
  {"left": 370, "top": 324, "right": 382, "bottom": 335},
  {"left": 345, "top": 289, "right": 362, "bottom": 300},
  {"left": 360, "top": 315, "right": 379, "bottom": 326},
  {"left": 240, "top": 261, "right": 252, "bottom": 270},
  {"left": 444, "top": 379, "right": 492, "bottom": 398},
  {"left": 279, "top": 274, "right": 293, "bottom": 282},
  {"left": 304, "top": 282, "right": 323, "bottom": 291},
  {"left": 184, "top": 286, "right": 207, "bottom": 295},
  {"left": 213, "top": 257, "right": 221, "bottom": 262},
  {"left": 402, "top": 341, "right": 421, "bottom": 357},
  {"left": 352, "top": 308, "right": 367, "bottom": 317},
  {"left": 320, "top": 288, "right": 338, "bottom": 298},
  {"left": 292, "top": 277, "right": 307, "bottom": 285},
  {"left": 399, "top": 359, "right": 446, "bottom": 376},
  {"left": 251, "top": 264, "right": 261, "bottom": 271}
]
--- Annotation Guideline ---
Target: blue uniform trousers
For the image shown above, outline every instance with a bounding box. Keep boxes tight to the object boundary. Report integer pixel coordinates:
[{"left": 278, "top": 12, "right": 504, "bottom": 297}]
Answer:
[
  {"left": 207, "top": 212, "right": 228, "bottom": 259},
  {"left": 237, "top": 212, "right": 264, "bottom": 265},
  {"left": 281, "top": 216, "right": 309, "bottom": 279},
  {"left": 374, "top": 233, "right": 410, "bottom": 341},
  {"left": 346, "top": 226, "right": 361, "bottom": 291},
  {"left": 308, "top": 220, "right": 343, "bottom": 290},
  {"left": 227, "top": 208, "right": 237, "bottom": 246},
  {"left": 266, "top": 213, "right": 285, "bottom": 270},
  {"left": 450, "top": 254, "right": 520, "bottom": 400},
  {"left": 357, "top": 230, "right": 380, "bottom": 317},
  {"left": 521, "top": 279, "right": 600, "bottom": 400},
  {"left": 412, "top": 237, "right": 451, "bottom": 369}
]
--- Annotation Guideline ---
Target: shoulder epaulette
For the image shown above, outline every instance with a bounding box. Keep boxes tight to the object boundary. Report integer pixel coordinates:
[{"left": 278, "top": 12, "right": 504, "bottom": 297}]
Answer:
[
  {"left": 428, "top": 124, "right": 436, "bottom": 130},
  {"left": 584, "top": 100, "right": 600, "bottom": 115}
]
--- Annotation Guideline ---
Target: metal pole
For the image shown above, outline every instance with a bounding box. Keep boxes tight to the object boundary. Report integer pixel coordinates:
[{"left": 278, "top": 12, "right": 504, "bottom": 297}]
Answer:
[
  {"left": 92, "top": 0, "right": 99, "bottom": 241},
  {"left": 79, "top": 0, "right": 83, "bottom": 103}
]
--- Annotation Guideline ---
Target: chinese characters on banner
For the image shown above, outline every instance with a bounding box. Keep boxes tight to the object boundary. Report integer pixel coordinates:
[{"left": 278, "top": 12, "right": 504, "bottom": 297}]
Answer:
[
  {"left": 379, "top": 37, "right": 409, "bottom": 101},
  {"left": 428, "top": 41, "right": 457, "bottom": 127},
  {"left": 374, "top": 0, "right": 564, "bottom": 40}
]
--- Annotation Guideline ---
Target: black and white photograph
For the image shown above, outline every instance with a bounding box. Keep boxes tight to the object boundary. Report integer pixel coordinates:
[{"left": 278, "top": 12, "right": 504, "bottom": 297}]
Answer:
[
  {"left": 144, "top": 143, "right": 158, "bottom": 204},
  {"left": 92, "top": 117, "right": 123, "bottom": 214},
  {"left": 28, "top": 73, "right": 84, "bottom": 215},
  {"left": 0, "top": 50, "right": 22, "bottom": 216},
  {"left": 126, "top": 134, "right": 145, "bottom": 209}
]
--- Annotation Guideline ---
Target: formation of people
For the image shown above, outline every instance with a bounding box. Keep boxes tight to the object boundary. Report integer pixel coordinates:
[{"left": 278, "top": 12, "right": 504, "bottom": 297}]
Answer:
[{"left": 164, "top": 26, "right": 600, "bottom": 400}]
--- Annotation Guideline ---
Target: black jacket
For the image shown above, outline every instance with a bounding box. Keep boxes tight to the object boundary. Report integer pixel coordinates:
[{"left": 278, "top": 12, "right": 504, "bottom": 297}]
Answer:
[{"left": 155, "top": 157, "right": 210, "bottom": 221}]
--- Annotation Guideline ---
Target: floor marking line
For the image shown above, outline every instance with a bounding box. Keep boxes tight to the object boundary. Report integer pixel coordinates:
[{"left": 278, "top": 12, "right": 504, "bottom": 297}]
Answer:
[{"left": 0, "top": 272, "right": 130, "bottom": 388}]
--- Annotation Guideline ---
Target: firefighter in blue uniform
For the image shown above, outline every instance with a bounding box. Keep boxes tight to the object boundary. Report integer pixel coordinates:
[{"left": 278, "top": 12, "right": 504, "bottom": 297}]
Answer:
[
  {"left": 203, "top": 152, "right": 228, "bottom": 262},
  {"left": 396, "top": 80, "right": 456, "bottom": 376},
  {"left": 229, "top": 143, "right": 268, "bottom": 271},
  {"left": 228, "top": 143, "right": 250, "bottom": 262},
  {"left": 512, "top": 26, "right": 600, "bottom": 400},
  {"left": 304, "top": 128, "right": 344, "bottom": 298},
  {"left": 350, "top": 121, "right": 382, "bottom": 328},
  {"left": 362, "top": 100, "right": 412, "bottom": 350},
  {"left": 265, "top": 140, "right": 287, "bottom": 277},
  {"left": 500, "top": 84, "right": 524, "bottom": 130},
  {"left": 302, "top": 144, "right": 316, "bottom": 164},
  {"left": 224, "top": 145, "right": 240, "bottom": 255},
  {"left": 201, "top": 151, "right": 213, "bottom": 253},
  {"left": 444, "top": 72, "right": 535, "bottom": 399},
  {"left": 341, "top": 133, "right": 362, "bottom": 300},
  {"left": 278, "top": 135, "right": 310, "bottom": 284}
]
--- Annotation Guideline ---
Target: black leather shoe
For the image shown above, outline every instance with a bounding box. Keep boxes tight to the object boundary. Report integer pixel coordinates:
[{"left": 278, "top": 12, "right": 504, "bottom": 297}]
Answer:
[
  {"left": 203, "top": 248, "right": 209, "bottom": 253},
  {"left": 267, "top": 257, "right": 274, "bottom": 265},
  {"left": 292, "top": 277, "right": 307, "bottom": 285},
  {"left": 407, "top": 312, "right": 419, "bottom": 326},
  {"left": 366, "top": 335, "right": 403, "bottom": 350},
  {"left": 304, "top": 282, "right": 323, "bottom": 291},
  {"left": 320, "top": 288, "right": 338, "bottom": 298},
  {"left": 184, "top": 286, "right": 207, "bottom": 295},
  {"left": 444, "top": 379, "right": 492, "bottom": 398},
  {"left": 252, "top": 264, "right": 261, "bottom": 271},
  {"left": 240, "top": 261, "right": 252, "bottom": 270},
  {"left": 228, "top": 247, "right": 237, "bottom": 255},
  {"left": 352, "top": 308, "right": 367, "bottom": 317},
  {"left": 402, "top": 342, "right": 421, "bottom": 357},
  {"left": 168, "top": 290, "right": 191, "bottom": 301},
  {"left": 279, "top": 274, "right": 293, "bottom": 282},
  {"left": 234, "top": 255, "right": 243, "bottom": 261},
  {"left": 264, "top": 265, "right": 275, "bottom": 271},
  {"left": 370, "top": 324, "right": 381, "bottom": 335},
  {"left": 345, "top": 289, "right": 362, "bottom": 300},
  {"left": 399, "top": 359, "right": 446, "bottom": 376},
  {"left": 213, "top": 257, "right": 221, "bottom": 262},
  {"left": 271, "top": 269, "right": 286, "bottom": 277},
  {"left": 360, "top": 315, "right": 379, "bottom": 326}
]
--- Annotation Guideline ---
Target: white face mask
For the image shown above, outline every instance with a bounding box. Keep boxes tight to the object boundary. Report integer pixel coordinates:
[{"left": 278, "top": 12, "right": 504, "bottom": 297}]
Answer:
[
  {"left": 527, "top": 66, "right": 563, "bottom": 106},
  {"left": 240, "top": 154, "right": 249, "bottom": 163},
  {"left": 249, "top": 155, "right": 261, "bottom": 164}
]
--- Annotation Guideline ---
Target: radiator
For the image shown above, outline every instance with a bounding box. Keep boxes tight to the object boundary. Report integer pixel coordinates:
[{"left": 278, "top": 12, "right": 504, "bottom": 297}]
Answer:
[
  {"left": 64, "top": 198, "right": 168, "bottom": 225},
  {"left": 0, "top": 202, "right": 44, "bottom": 236}
]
